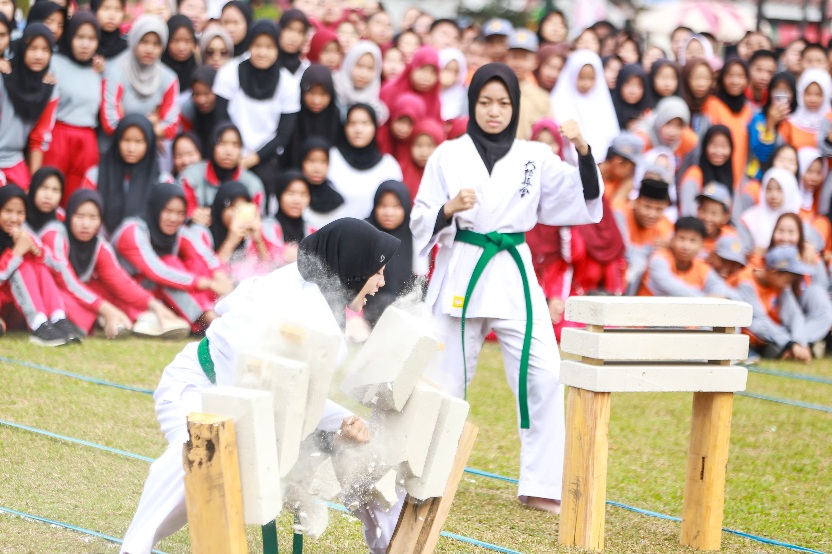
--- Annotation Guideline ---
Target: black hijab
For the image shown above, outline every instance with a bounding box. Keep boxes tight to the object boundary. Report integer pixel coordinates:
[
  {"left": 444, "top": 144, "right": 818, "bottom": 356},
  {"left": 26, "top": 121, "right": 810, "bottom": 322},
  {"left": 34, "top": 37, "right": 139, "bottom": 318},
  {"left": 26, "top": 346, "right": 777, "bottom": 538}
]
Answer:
[
  {"left": 289, "top": 64, "right": 341, "bottom": 167},
  {"left": 337, "top": 103, "right": 384, "bottom": 171},
  {"left": 26, "top": 166, "right": 64, "bottom": 232},
  {"left": 717, "top": 57, "right": 749, "bottom": 115},
  {"left": 699, "top": 124, "right": 734, "bottom": 193},
  {"left": 466, "top": 63, "right": 520, "bottom": 175},
  {"left": 3, "top": 23, "right": 55, "bottom": 124},
  {"left": 222, "top": 0, "right": 253, "bottom": 58},
  {"left": 59, "top": 11, "right": 99, "bottom": 66},
  {"left": 65, "top": 189, "right": 103, "bottom": 277},
  {"left": 301, "top": 138, "right": 344, "bottom": 213},
  {"left": 762, "top": 71, "right": 798, "bottom": 115},
  {"left": 210, "top": 180, "right": 250, "bottom": 249},
  {"left": 146, "top": 183, "right": 185, "bottom": 255},
  {"left": 172, "top": 131, "right": 203, "bottom": 177},
  {"left": 209, "top": 121, "right": 241, "bottom": 184},
  {"left": 0, "top": 184, "right": 26, "bottom": 255},
  {"left": 277, "top": 8, "right": 309, "bottom": 75},
  {"left": 161, "top": 15, "right": 197, "bottom": 92},
  {"left": 297, "top": 217, "right": 400, "bottom": 324},
  {"left": 365, "top": 180, "right": 413, "bottom": 297},
  {"left": 91, "top": 0, "right": 127, "bottom": 59},
  {"left": 190, "top": 65, "right": 222, "bottom": 157},
  {"left": 238, "top": 20, "right": 280, "bottom": 100},
  {"left": 612, "top": 63, "right": 649, "bottom": 130},
  {"left": 648, "top": 58, "right": 682, "bottom": 107},
  {"left": 274, "top": 169, "right": 309, "bottom": 244},
  {"left": 98, "top": 114, "right": 161, "bottom": 234},
  {"left": 26, "top": 1, "right": 65, "bottom": 32}
]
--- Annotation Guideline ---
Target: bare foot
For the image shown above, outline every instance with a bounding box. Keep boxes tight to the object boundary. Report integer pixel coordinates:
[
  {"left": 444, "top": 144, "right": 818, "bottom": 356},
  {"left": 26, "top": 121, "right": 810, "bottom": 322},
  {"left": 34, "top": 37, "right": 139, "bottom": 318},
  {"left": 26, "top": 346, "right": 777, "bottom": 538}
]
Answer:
[{"left": 521, "top": 496, "right": 561, "bottom": 515}]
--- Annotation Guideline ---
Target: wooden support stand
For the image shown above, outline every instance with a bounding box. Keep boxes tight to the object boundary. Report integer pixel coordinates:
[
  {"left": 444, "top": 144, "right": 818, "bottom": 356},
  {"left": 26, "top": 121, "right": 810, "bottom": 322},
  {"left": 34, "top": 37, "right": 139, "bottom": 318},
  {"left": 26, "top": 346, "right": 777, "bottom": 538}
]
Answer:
[
  {"left": 559, "top": 388, "right": 611, "bottom": 551},
  {"left": 388, "top": 422, "right": 479, "bottom": 554},
  {"left": 183, "top": 413, "right": 248, "bottom": 554}
]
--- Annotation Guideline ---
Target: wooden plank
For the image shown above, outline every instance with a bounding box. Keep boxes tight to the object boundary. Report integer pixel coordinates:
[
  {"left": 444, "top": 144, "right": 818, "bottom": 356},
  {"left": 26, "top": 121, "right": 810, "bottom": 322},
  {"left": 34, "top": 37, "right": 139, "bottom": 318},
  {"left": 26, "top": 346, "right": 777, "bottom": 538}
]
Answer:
[
  {"left": 560, "top": 361, "right": 748, "bottom": 393},
  {"left": 183, "top": 413, "right": 247, "bottom": 554},
  {"left": 388, "top": 423, "right": 478, "bottom": 554},
  {"left": 681, "top": 392, "right": 735, "bottom": 550},
  {"left": 561, "top": 329, "right": 749, "bottom": 362},
  {"left": 559, "top": 387, "right": 611, "bottom": 551},
  {"left": 565, "top": 297, "right": 752, "bottom": 328}
]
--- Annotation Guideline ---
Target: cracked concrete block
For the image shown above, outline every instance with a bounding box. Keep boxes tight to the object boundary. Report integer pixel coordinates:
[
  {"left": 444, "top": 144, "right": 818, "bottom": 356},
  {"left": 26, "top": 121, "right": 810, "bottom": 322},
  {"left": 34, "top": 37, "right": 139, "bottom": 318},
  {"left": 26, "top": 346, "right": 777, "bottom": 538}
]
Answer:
[
  {"left": 379, "top": 385, "right": 443, "bottom": 478},
  {"left": 372, "top": 469, "right": 399, "bottom": 510},
  {"left": 342, "top": 307, "right": 440, "bottom": 412},
  {"left": 285, "top": 485, "right": 329, "bottom": 539}
]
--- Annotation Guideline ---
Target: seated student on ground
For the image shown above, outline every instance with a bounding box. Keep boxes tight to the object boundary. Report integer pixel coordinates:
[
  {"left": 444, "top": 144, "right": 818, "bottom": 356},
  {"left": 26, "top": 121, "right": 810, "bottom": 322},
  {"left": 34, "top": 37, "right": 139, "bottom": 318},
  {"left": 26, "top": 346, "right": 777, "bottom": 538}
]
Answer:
[
  {"left": 298, "top": 138, "right": 345, "bottom": 229},
  {"left": 168, "top": 132, "right": 203, "bottom": 182},
  {"left": 113, "top": 183, "right": 233, "bottom": 331},
  {"left": 599, "top": 131, "right": 644, "bottom": 209},
  {"left": 637, "top": 216, "right": 736, "bottom": 298},
  {"left": 695, "top": 182, "right": 737, "bottom": 257},
  {"left": 614, "top": 178, "right": 674, "bottom": 294},
  {"left": 46, "top": 189, "right": 190, "bottom": 339},
  {"left": 706, "top": 235, "right": 747, "bottom": 287},
  {"left": 0, "top": 184, "right": 83, "bottom": 347},
  {"left": 736, "top": 244, "right": 817, "bottom": 362},
  {"left": 739, "top": 167, "right": 801, "bottom": 260}
]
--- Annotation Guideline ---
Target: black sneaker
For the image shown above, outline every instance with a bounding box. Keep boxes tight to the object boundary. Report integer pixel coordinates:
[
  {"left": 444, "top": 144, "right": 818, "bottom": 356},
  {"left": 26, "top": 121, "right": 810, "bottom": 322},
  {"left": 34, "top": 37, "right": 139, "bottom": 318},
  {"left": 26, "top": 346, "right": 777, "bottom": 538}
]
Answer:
[
  {"left": 29, "top": 322, "right": 69, "bottom": 347},
  {"left": 53, "top": 318, "right": 84, "bottom": 343}
]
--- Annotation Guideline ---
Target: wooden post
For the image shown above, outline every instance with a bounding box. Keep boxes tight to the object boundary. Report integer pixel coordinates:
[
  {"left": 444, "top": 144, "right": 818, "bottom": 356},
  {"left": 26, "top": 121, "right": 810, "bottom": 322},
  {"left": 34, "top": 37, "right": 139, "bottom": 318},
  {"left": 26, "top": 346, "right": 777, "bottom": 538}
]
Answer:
[
  {"left": 387, "top": 422, "right": 478, "bottom": 554},
  {"left": 558, "top": 387, "right": 612, "bottom": 551},
  {"left": 680, "top": 392, "right": 734, "bottom": 550},
  {"left": 183, "top": 413, "right": 248, "bottom": 554}
]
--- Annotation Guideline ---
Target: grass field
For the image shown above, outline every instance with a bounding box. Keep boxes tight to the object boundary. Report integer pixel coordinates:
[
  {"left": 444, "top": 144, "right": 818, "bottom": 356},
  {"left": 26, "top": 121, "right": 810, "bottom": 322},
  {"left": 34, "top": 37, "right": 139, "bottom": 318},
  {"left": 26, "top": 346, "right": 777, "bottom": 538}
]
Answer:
[{"left": 0, "top": 333, "right": 829, "bottom": 554}]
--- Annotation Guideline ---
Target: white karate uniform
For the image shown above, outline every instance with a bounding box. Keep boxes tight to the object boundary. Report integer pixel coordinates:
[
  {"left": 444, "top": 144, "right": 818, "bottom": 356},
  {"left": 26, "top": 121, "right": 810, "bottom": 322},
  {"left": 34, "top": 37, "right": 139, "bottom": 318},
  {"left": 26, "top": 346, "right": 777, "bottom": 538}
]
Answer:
[
  {"left": 120, "top": 264, "right": 401, "bottom": 554},
  {"left": 411, "top": 135, "right": 604, "bottom": 500}
]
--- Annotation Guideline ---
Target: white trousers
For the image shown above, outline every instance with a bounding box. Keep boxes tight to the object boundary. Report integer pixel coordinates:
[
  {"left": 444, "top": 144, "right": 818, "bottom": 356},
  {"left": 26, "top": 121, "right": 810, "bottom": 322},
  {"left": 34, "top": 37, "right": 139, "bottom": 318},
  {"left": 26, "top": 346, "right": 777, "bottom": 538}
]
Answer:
[
  {"left": 429, "top": 304, "right": 565, "bottom": 500},
  {"left": 120, "top": 342, "right": 402, "bottom": 553}
]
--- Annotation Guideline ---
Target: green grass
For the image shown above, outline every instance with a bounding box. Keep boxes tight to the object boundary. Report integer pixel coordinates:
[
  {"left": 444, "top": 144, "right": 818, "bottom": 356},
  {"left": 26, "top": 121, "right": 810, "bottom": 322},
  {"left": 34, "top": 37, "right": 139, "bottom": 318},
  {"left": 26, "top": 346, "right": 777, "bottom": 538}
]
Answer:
[{"left": 0, "top": 333, "right": 830, "bottom": 554}]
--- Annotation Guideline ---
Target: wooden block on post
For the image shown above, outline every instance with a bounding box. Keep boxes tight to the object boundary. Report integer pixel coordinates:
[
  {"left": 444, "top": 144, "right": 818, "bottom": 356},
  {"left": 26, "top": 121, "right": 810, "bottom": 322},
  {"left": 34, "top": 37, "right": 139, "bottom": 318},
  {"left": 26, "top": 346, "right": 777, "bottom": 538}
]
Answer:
[
  {"left": 558, "top": 387, "right": 611, "bottom": 551},
  {"left": 183, "top": 413, "right": 248, "bottom": 554},
  {"left": 388, "top": 422, "right": 478, "bottom": 554},
  {"left": 681, "top": 391, "right": 734, "bottom": 551}
]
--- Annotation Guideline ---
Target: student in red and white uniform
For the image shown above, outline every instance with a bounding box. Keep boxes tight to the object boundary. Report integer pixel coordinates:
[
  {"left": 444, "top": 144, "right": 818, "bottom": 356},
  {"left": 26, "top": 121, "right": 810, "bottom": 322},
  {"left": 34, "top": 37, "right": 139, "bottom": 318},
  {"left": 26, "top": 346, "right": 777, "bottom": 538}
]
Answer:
[
  {"left": 26, "top": 167, "right": 65, "bottom": 239},
  {"left": 178, "top": 121, "right": 264, "bottom": 226},
  {"left": 113, "top": 183, "right": 234, "bottom": 330},
  {"left": 43, "top": 189, "right": 190, "bottom": 339},
  {"left": 100, "top": 15, "right": 180, "bottom": 146},
  {"left": 0, "top": 24, "right": 59, "bottom": 189},
  {"left": 0, "top": 184, "right": 82, "bottom": 346}
]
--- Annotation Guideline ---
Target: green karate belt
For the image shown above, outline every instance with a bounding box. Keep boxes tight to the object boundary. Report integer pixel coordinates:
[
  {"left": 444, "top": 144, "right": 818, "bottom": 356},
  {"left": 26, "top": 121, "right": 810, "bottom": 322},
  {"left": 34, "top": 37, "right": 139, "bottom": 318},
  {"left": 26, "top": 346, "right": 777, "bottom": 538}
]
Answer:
[
  {"left": 197, "top": 337, "right": 216, "bottom": 384},
  {"left": 454, "top": 229, "right": 532, "bottom": 429}
]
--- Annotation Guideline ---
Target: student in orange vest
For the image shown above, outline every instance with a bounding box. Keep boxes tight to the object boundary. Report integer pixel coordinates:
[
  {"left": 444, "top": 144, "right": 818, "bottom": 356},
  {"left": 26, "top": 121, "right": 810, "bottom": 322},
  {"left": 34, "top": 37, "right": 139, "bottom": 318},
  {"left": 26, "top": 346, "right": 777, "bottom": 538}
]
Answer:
[
  {"left": 706, "top": 235, "right": 747, "bottom": 287},
  {"left": 696, "top": 182, "right": 738, "bottom": 257},
  {"left": 614, "top": 178, "right": 674, "bottom": 294},
  {"left": 638, "top": 216, "right": 736, "bottom": 298},
  {"left": 736, "top": 245, "right": 816, "bottom": 361},
  {"left": 599, "top": 132, "right": 644, "bottom": 210}
]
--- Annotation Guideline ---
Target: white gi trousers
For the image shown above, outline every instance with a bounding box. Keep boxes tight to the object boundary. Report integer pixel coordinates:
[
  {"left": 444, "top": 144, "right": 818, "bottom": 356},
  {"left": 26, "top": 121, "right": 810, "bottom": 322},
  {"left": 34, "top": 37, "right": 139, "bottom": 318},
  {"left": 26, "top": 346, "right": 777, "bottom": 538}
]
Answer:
[
  {"left": 429, "top": 302, "right": 565, "bottom": 501},
  {"left": 120, "top": 342, "right": 402, "bottom": 553}
]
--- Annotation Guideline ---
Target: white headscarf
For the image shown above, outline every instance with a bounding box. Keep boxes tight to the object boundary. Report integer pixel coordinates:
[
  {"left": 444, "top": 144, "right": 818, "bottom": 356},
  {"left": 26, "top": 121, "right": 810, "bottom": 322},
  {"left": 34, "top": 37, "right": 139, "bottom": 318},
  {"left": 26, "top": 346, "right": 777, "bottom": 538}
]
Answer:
[
  {"left": 678, "top": 34, "right": 715, "bottom": 66},
  {"left": 122, "top": 15, "right": 168, "bottom": 100},
  {"left": 333, "top": 40, "right": 389, "bottom": 124},
  {"left": 741, "top": 167, "right": 801, "bottom": 248},
  {"left": 439, "top": 48, "right": 468, "bottom": 121},
  {"left": 798, "top": 146, "right": 828, "bottom": 211},
  {"left": 550, "top": 49, "right": 620, "bottom": 159},
  {"left": 789, "top": 69, "right": 832, "bottom": 134}
]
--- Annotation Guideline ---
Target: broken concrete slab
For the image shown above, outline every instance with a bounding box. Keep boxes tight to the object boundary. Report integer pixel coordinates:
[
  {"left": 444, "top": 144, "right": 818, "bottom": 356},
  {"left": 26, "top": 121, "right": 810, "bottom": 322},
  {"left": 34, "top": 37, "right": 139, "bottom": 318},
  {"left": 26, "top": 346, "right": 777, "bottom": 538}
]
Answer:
[{"left": 378, "top": 385, "right": 443, "bottom": 478}]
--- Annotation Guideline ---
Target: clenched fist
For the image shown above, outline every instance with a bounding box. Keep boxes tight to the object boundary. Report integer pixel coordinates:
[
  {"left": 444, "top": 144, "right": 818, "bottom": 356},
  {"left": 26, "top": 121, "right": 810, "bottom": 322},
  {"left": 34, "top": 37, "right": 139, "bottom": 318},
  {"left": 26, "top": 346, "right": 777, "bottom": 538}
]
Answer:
[
  {"left": 559, "top": 120, "right": 589, "bottom": 156},
  {"left": 443, "top": 188, "right": 477, "bottom": 218}
]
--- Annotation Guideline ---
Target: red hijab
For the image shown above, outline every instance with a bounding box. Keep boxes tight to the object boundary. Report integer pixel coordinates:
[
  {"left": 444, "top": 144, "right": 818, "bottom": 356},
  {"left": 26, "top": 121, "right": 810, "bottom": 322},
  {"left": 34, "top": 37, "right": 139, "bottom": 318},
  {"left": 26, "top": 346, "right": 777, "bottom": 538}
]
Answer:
[
  {"left": 401, "top": 118, "right": 446, "bottom": 199},
  {"left": 308, "top": 28, "right": 339, "bottom": 64},
  {"left": 376, "top": 92, "right": 427, "bottom": 164},
  {"left": 447, "top": 116, "right": 469, "bottom": 139},
  {"left": 380, "top": 46, "right": 442, "bottom": 121}
]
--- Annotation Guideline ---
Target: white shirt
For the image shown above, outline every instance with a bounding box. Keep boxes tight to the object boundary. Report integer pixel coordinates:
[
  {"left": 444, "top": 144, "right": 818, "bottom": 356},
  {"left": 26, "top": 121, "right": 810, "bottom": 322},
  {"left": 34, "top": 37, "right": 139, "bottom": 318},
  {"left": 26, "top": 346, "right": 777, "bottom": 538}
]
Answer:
[{"left": 327, "top": 147, "right": 403, "bottom": 220}]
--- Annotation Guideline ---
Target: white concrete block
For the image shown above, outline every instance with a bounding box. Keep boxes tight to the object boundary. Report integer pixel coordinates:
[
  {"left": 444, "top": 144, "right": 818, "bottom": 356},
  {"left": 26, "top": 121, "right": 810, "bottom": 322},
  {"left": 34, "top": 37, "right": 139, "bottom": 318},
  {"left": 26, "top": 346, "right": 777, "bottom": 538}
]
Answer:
[
  {"left": 559, "top": 361, "right": 748, "bottom": 393},
  {"left": 560, "top": 329, "right": 749, "bottom": 362},
  {"left": 234, "top": 350, "right": 310, "bottom": 477},
  {"left": 342, "top": 307, "right": 440, "bottom": 411},
  {"left": 303, "top": 457, "right": 343, "bottom": 501},
  {"left": 264, "top": 321, "right": 343, "bottom": 438},
  {"left": 332, "top": 442, "right": 391, "bottom": 505},
  {"left": 285, "top": 485, "right": 329, "bottom": 538},
  {"left": 565, "top": 297, "right": 752, "bottom": 328},
  {"left": 372, "top": 469, "right": 400, "bottom": 510},
  {"left": 405, "top": 394, "right": 469, "bottom": 501},
  {"left": 201, "top": 386, "right": 282, "bottom": 525},
  {"left": 379, "top": 385, "right": 443, "bottom": 478}
]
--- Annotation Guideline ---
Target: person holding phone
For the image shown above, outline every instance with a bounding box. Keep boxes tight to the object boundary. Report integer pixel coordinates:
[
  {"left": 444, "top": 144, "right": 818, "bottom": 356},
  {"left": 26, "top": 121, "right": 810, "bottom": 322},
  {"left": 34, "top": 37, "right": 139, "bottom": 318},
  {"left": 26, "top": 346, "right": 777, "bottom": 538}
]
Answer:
[{"left": 747, "top": 71, "right": 797, "bottom": 181}]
